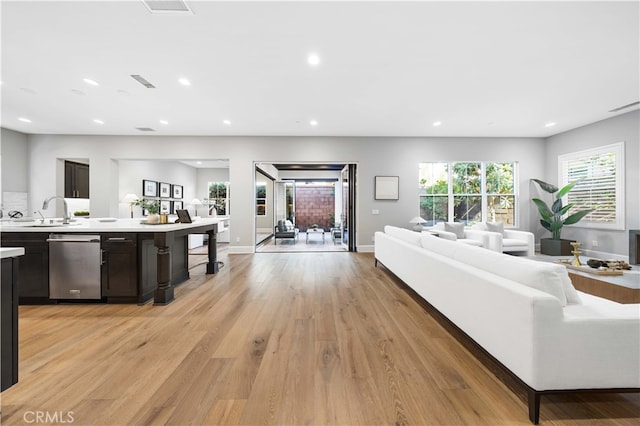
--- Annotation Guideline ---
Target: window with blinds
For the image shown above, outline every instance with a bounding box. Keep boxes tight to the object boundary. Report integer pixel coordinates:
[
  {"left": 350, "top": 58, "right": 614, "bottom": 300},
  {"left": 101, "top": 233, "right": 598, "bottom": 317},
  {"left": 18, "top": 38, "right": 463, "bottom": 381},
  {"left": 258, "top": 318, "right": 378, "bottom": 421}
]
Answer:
[{"left": 558, "top": 142, "right": 625, "bottom": 230}]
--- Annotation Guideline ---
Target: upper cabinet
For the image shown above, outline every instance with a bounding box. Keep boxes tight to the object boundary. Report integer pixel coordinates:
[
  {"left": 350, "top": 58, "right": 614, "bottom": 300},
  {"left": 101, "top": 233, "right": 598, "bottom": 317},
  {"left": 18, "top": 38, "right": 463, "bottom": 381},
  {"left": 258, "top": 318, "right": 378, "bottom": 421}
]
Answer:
[{"left": 64, "top": 160, "right": 89, "bottom": 198}]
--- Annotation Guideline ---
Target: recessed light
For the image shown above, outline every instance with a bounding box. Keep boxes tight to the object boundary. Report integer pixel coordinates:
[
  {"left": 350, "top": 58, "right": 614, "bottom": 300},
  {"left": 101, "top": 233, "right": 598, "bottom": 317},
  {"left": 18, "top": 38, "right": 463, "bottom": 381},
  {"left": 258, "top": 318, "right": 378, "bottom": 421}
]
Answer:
[
  {"left": 223, "top": 120, "right": 231, "bottom": 125},
  {"left": 545, "top": 122, "right": 556, "bottom": 127},
  {"left": 178, "top": 78, "right": 191, "bottom": 86},
  {"left": 310, "top": 120, "right": 318, "bottom": 126},
  {"left": 307, "top": 54, "right": 320, "bottom": 66},
  {"left": 432, "top": 121, "right": 442, "bottom": 127},
  {"left": 83, "top": 78, "right": 99, "bottom": 86},
  {"left": 93, "top": 119, "right": 104, "bottom": 124},
  {"left": 18, "top": 117, "right": 32, "bottom": 123},
  {"left": 159, "top": 120, "right": 169, "bottom": 125}
]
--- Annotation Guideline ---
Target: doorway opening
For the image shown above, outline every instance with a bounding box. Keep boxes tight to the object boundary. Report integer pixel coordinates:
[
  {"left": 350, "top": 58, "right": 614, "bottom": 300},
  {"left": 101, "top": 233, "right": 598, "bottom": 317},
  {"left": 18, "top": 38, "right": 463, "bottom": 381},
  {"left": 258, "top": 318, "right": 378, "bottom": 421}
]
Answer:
[{"left": 254, "top": 163, "right": 357, "bottom": 253}]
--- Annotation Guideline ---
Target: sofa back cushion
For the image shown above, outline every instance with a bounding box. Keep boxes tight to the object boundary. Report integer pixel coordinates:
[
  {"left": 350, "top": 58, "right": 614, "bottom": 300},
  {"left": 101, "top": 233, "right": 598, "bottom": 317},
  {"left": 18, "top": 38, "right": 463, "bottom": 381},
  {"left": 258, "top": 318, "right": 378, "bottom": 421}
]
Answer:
[
  {"left": 485, "top": 221, "right": 505, "bottom": 236},
  {"left": 422, "top": 233, "right": 570, "bottom": 306},
  {"left": 384, "top": 225, "right": 422, "bottom": 246}
]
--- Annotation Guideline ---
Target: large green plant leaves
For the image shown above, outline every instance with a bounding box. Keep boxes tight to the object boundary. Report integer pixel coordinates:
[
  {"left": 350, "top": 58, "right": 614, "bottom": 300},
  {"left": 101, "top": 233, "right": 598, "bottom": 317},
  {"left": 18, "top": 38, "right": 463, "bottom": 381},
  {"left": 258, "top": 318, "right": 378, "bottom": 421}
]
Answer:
[
  {"left": 564, "top": 209, "right": 594, "bottom": 225},
  {"left": 556, "top": 181, "right": 578, "bottom": 199},
  {"left": 531, "top": 179, "right": 558, "bottom": 194}
]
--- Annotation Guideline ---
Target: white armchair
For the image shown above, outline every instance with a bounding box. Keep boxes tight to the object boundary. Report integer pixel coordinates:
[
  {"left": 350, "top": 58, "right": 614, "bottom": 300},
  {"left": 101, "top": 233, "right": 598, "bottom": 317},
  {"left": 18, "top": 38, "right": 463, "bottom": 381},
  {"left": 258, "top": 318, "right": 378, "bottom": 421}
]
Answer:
[
  {"left": 429, "top": 222, "right": 491, "bottom": 248},
  {"left": 472, "top": 222, "right": 534, "bottom": 256}
]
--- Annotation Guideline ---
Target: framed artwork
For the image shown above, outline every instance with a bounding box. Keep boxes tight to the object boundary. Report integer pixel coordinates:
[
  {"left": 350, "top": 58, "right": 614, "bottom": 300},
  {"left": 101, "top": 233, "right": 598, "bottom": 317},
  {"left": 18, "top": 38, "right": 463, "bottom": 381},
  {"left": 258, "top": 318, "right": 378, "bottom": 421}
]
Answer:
[
  {"left": 142, "top": 180, "right": 158, "bottom": 197},
  {"left": 160, "top": 200, "right": 171, "bottom": 214},
  {"left": 172, "top": 184, "right": 183, "bottom": 199},
  {"left": 159, "top": 182, "right": 171, "bottom": 198},
  {"left": 374, "top": 176, "right": 399, "bottom": 200},
  {"left": 176, "top": 209, "right": 192, "bottom": 223},
  {"left": 171, "top": 201, "right": 183, "bottom": 214}
]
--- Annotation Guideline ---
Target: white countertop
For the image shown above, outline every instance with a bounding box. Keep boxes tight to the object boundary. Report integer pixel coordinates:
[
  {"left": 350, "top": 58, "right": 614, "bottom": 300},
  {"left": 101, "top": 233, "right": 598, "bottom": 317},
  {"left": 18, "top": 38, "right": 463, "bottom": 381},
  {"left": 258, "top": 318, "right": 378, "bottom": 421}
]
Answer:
[
  {"left": 0, "top": 217, "right": 228, "bottom": 233},
  {"left": 0, "top": 247, "right": 25, "bottom": 258}
]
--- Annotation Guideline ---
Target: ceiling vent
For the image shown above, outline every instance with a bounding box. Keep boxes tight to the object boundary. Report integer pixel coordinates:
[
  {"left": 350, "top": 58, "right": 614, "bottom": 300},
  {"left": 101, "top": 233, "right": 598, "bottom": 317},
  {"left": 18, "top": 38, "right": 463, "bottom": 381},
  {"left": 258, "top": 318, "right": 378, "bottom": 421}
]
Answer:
[
  {"left": 136, "top": 127, "right": 156, "bottom": 132},
  {"left": 142, "top": 0, "right": 193, "bottom": 14},
  {"left": 131, "top": 75, "right": 156, "bottom": 88},
  {"left": 609, "top": 101, "right": 639, "bottom": 112}
]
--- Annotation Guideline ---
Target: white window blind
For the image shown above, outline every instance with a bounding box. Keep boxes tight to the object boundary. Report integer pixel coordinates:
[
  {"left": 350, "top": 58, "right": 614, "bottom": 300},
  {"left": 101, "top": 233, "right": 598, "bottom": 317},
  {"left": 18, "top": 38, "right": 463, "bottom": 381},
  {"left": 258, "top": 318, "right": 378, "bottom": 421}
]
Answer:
[{"left": 558, "top": 142, "right": 625, "bottom": 230}]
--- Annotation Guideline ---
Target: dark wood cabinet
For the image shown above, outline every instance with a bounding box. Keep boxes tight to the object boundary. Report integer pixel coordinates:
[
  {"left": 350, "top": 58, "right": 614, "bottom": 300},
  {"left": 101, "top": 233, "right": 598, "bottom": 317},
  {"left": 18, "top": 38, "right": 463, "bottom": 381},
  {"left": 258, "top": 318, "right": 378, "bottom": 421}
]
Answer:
[
  {"left": 1, "top": 256, "right": 19, "bottom": 391},
  {"left": 1, "top": 233, "right": 50, "bottom": 304},
  {"left": 64, "top": 160, "right": 89, "bottom": 198},
  {"left": 102, "top": 234, "right": 139, "bottom": 303}
]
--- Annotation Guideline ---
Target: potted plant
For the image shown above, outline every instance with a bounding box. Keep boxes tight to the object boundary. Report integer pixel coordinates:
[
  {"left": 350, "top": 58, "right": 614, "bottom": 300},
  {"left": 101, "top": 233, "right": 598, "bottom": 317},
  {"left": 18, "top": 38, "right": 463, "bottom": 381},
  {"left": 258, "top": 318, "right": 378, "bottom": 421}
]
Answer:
[
  {"left": 132, "top": 198, "right": 160, "bottom": 223},
  {"left": 531, "top": 179, "right": 593, "bottom": 255}
]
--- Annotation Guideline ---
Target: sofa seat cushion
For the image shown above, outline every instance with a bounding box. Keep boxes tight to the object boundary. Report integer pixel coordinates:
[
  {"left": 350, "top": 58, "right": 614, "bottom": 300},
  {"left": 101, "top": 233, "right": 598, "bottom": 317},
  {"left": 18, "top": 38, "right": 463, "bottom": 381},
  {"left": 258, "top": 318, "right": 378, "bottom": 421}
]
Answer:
[{"left": 457, "top": 239, "right": 483, "bottom": 247}]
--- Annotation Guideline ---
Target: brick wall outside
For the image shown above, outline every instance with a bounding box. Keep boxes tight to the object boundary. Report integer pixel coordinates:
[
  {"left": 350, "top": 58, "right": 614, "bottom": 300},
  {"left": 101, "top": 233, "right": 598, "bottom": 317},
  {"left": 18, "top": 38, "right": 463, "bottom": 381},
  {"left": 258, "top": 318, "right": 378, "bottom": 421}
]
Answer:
[{"left": 295, "top": 185, "right": 335, "bottom": 231}]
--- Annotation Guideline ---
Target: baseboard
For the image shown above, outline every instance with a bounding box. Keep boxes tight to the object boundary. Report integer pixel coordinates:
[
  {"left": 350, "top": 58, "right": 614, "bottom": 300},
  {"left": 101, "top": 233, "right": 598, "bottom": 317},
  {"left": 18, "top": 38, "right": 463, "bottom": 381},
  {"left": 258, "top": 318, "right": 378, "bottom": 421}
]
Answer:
[
  {"left": 228, "top": 246, "right": 254, "bottom": 254},
  {"left": 357, "top": 244, "right": 374, "bottom": 253}
]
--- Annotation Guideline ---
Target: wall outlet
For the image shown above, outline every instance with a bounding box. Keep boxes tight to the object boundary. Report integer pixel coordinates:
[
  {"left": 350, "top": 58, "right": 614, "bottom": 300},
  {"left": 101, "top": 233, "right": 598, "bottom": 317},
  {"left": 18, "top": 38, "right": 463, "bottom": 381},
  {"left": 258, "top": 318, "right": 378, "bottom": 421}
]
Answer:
[
  {"left": 372, "top": 209, "right": 379, "bottom": 215},
  {"left": 236, "top": 237, "right": 240, "bottom": 243},
  {"left": 592, "top": 240, "right": 598, "bottom": 247}
]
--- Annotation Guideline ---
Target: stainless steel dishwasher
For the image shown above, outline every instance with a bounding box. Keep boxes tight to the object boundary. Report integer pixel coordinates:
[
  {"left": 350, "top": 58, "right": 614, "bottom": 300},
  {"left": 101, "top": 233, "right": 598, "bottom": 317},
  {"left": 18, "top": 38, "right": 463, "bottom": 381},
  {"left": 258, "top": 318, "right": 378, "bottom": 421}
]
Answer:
[{"left": 48, "top": 234, "right": 102, "bottom": 300}]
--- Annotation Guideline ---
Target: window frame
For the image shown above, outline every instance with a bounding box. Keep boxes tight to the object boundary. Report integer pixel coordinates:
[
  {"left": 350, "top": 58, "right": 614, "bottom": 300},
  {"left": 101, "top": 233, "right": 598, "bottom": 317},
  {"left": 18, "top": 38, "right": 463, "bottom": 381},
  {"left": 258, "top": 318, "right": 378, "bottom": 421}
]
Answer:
[
  {"left": 557, "top": 142, "right": 625, "bottom": 231},
  {"left": 419, "top": 161, "right": 518, "bottom": 227}
]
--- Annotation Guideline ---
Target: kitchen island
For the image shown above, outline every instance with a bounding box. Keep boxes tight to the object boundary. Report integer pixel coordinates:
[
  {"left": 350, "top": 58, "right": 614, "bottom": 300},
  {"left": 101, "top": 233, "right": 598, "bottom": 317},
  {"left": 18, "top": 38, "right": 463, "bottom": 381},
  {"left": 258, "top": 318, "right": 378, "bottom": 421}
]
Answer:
[{"left": 0, "top": 217, "right": 228, "bottom": 305}]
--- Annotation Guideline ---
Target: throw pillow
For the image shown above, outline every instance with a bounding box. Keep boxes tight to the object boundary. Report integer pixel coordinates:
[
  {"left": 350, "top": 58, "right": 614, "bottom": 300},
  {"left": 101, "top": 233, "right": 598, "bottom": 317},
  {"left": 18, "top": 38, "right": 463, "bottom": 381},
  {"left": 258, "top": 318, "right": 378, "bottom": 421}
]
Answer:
[
  {"left": 444, "top": 222, "right": 465, "bottom": 239},
  {"left": 277, "top": 220, "right": 287, "bottom": 232},
  {"left": 485, "top": 221, "right": 505, "bottom": 236}
]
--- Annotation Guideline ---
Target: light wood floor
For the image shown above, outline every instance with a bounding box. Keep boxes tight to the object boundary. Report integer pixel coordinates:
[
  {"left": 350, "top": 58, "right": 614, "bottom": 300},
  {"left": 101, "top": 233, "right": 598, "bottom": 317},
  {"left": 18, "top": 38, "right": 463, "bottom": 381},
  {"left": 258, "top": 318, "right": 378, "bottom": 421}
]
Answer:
[{"left": 1, "top": 252, "right": 639, "bottom": 425}]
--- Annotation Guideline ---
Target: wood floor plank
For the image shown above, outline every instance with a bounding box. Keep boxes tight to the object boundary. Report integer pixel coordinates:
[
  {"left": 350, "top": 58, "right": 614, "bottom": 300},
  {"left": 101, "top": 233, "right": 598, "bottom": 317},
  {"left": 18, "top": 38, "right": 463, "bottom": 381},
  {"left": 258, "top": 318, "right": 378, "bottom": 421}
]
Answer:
[{"left": 1, "top": 252, "right": 638, "bottom": 425}]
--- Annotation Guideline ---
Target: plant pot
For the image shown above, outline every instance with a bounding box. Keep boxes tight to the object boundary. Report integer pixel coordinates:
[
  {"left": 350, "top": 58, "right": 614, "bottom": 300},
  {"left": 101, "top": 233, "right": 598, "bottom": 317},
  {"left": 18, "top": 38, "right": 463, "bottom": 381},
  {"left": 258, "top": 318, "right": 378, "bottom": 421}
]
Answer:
[
  {"left": 146, "top": 214, "right": 160, "bottom": 224},
  {"left": 540, "top": 238, "right": 575, "bottom": 256}
]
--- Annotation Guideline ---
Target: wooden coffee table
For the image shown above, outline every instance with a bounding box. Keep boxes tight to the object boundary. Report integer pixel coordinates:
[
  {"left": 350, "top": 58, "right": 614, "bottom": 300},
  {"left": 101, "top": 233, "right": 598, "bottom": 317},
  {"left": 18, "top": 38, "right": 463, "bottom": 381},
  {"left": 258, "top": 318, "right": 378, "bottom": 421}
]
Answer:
[{"left": 568, "top": 271, "right": 639, "bottom": 304}]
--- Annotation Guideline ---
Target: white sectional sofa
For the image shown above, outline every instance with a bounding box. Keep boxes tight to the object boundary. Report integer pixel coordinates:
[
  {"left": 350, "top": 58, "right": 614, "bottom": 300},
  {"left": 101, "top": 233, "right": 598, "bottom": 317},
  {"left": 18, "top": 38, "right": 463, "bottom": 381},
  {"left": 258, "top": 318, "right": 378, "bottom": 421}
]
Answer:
[{"left": 375, "top": 226, "right": 640, "bottom": 424}]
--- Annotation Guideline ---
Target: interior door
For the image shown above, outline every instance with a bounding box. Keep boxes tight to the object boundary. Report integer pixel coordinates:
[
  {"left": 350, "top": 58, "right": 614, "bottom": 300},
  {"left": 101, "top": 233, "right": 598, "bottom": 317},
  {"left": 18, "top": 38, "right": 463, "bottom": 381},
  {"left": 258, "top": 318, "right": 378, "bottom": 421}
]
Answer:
[{"left": 341, "top": 164, "right": 357, "bottom": 251}]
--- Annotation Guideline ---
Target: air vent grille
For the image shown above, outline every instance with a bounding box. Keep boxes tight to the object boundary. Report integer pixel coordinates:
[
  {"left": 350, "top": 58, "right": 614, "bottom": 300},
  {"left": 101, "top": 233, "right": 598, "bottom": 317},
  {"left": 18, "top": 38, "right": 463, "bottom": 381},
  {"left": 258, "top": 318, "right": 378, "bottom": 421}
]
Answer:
[
  {"left": 131, "top": 75, "right": 156, "bottom": 88},
  {"left": 136, "top": 127, "right": 156, "bottom": 132},
  {"left": 142, "top": 0, "right": 192, "bottom": 14}
]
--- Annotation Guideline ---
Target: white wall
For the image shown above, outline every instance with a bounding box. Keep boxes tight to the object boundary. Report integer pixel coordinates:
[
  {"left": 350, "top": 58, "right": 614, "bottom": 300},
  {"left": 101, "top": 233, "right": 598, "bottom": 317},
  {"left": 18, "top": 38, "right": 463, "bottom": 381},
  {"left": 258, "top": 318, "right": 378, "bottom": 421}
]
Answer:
[
  {"left": 8, "top": 133, "right": 546, "bottom": 252},
  {"left": 544, "top": 110, "right": 639, "bottom": 257},
  {"left": 1, "top": 128, "right": 29, "bottom": 215},
  {"left": 117, "top": 160, "right": 197, "bottom": 218}
]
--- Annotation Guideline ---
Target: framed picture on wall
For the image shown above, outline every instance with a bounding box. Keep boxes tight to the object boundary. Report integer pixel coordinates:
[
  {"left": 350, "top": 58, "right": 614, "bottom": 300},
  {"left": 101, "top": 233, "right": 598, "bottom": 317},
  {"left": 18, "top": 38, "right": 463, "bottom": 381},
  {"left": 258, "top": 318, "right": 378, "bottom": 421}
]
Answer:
[
  {"left": 171, "top": 201, "right": 183, "bottom": 214},
  {"left": 172, "top": 184, "right": 183, "bottom": 199},
  {"left": 159, "top": 182, "right": 171, "bottom": 198},
  {"left": 160, "top": 200, "right": 171, "bottom": 214},
  {"left": 374, "top": 176, "right": 399, "bottom": 200},
  {"left": 142, "top": 180, "right": 158, "bottom": 197}
]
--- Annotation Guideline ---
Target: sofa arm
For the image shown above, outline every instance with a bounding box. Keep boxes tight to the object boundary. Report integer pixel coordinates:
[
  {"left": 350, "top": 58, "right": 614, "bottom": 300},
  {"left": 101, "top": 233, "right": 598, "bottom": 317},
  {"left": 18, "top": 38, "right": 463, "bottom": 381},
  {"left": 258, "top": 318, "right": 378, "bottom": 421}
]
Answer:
[
  {"left": 504, "top": 230, "right": 535, "bottom": 256},
  {"left": 464, "top": 229, "right": 493, "bottom": 249}
]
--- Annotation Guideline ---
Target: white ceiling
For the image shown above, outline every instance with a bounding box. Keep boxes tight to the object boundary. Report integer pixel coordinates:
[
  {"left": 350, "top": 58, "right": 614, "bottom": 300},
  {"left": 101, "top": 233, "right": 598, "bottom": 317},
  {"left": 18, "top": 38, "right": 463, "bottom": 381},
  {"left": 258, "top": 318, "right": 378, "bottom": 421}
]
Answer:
[{"left": 1, "top": 0, "right": 638, "bottom": 138}]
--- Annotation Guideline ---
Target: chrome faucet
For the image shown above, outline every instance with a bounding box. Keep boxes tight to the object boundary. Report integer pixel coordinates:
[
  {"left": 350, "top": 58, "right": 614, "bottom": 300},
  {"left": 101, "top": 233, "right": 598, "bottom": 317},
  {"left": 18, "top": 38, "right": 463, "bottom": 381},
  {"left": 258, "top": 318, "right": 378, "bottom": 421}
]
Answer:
[{"left": 42, "top": 196, "right": 70, "bottom": 224}]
